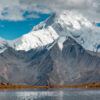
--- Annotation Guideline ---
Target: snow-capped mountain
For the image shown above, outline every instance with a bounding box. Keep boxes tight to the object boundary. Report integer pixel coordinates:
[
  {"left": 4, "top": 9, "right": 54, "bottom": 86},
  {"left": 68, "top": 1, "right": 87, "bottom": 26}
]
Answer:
[
  {"left": 51, "top": 10, "right": 100, "bottom": 52},
  {"left": 0, "top": 10, "right": 100, "bottom": 86},
  {"left": 12, "top": 26, "right": 58, "bottom": 51},
  {"left": 1, "top": 10, "right": 100, "bottom": 53},
  {"left": 13, "top": 10, "right": 100, "bottom": 52},
  {"left": 0, "top": 36, "right": 100, "bottom": 85}
]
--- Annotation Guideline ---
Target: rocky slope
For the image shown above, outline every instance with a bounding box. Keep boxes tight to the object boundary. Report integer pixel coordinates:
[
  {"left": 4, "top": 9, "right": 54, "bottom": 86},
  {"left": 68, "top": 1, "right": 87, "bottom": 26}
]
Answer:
[
  {"left": 0, "top": 37, "right": 100, "bottom": 85},
  {"left": 49, "top": 37, "right": 100, "bottom": 85},
  {"left": 0, "top": 10, "right": 100, "bottom": 85}
]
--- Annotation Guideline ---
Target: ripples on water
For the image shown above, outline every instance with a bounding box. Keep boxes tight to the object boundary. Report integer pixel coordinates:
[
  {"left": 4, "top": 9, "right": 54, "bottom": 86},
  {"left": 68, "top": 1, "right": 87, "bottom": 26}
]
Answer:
[{"left": 0, "top": 89, "right": 100, "bottom": 100}]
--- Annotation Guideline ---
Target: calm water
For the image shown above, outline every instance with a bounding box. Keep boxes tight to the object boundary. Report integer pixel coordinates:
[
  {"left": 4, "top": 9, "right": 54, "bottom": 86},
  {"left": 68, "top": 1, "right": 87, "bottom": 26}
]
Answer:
[{"left": 0, "top": 89, "right": 100, "bottom": 100}]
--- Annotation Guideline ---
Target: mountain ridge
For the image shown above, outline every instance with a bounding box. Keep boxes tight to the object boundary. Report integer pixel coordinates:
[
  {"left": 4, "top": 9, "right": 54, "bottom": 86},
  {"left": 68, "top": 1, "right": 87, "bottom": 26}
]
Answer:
[
  {"left": 0, "top": 10, "right": 100, "bottom": 53},
  {"left": 0, "top": 36, "right": 100, "bottom": 85}
]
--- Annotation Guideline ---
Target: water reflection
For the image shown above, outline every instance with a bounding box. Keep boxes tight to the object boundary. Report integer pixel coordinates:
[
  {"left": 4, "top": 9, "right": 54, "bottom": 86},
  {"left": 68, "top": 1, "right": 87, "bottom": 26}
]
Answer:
[{"left": 0, "top": 89, "right": 100, "bottom": 100}]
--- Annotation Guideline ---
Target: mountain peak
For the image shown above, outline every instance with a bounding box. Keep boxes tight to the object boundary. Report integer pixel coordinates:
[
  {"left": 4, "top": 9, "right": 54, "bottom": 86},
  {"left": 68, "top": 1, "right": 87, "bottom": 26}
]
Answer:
[
  {"left": 12, "top": 26, "right": 59, "bottom": 51},
  {"left": 0, "top": 10, "right": 100, "bottom": 53},
  {"left": 60, "top": 10, "right": 93, "bottom": 30},
  {"left": 52, "top": 10, "right": 100, "bottom": 52},
  {"left": 32, "top": 13, "right": 56, "bottom": 31}
]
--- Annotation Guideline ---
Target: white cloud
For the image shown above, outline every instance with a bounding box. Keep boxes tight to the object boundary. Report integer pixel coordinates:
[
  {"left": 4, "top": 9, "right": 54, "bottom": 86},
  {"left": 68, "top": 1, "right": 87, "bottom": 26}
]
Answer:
[
  {"left": 0, "top": 0, "right": 23, "bottom": 21},
  {"left": 20, "top": 0, "right": 100, "bottom": 21},
  {"left": 0, "top": 0, "right": 99, "bottom": 21},
  {"left": 0, "top": 0, "right": 41, "bottom": 21}
]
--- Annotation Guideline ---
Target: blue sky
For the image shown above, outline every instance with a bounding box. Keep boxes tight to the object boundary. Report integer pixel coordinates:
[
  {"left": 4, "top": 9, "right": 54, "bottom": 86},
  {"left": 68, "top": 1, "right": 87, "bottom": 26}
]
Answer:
[
  {"left": 96, "top": 23, "right": 100, "bottom": 27},
  {"left": 0, "top": 13, "right": 49, "bottom": 40}
]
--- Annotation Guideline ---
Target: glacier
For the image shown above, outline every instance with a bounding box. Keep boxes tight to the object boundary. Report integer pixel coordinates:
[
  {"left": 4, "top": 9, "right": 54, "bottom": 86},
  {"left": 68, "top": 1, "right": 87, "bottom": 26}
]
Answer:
[{"left": 0, "top": 10, "right": 99, "bottom": 53}]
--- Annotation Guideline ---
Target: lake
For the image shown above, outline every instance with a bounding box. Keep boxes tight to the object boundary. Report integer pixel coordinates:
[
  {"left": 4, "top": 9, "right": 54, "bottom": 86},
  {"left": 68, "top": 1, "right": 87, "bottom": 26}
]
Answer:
[{"left": 0, "top": 89, "right": 100, "bottom": 100}]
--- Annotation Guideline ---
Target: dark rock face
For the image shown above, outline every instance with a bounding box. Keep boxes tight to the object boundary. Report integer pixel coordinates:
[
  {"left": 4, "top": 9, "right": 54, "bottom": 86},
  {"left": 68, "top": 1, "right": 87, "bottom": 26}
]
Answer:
[
  {"left": 0, "top": 47, "right": 52, "bottom": 85},
  {"left": 0, "top": 37, "right": 100, "bottom": 85},
  {"left": 49, "top": 37, "right": 100, "bottom": 85}
]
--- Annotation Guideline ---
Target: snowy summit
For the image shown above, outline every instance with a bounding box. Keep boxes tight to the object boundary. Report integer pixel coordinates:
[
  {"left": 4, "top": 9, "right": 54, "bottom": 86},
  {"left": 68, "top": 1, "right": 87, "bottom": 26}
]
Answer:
[{"left": 0, "top": 10, "right": 100, "bottom": 52}]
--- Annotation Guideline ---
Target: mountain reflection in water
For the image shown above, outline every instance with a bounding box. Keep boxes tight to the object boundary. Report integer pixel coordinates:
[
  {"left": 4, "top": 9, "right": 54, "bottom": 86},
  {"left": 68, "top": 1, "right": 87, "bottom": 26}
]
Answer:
[{"left": 0, "top": 89, "right": 100, "bottom": 100}]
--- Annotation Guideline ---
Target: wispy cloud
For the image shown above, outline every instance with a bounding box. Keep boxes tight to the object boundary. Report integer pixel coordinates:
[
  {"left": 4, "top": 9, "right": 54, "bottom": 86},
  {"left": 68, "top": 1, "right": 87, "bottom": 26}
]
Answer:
[
  {"left": 0, "top": 0, "right": 41, "bottom": 21},
  {"left": 0, "top": 0, "right": 100, "bottom": 21}
]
